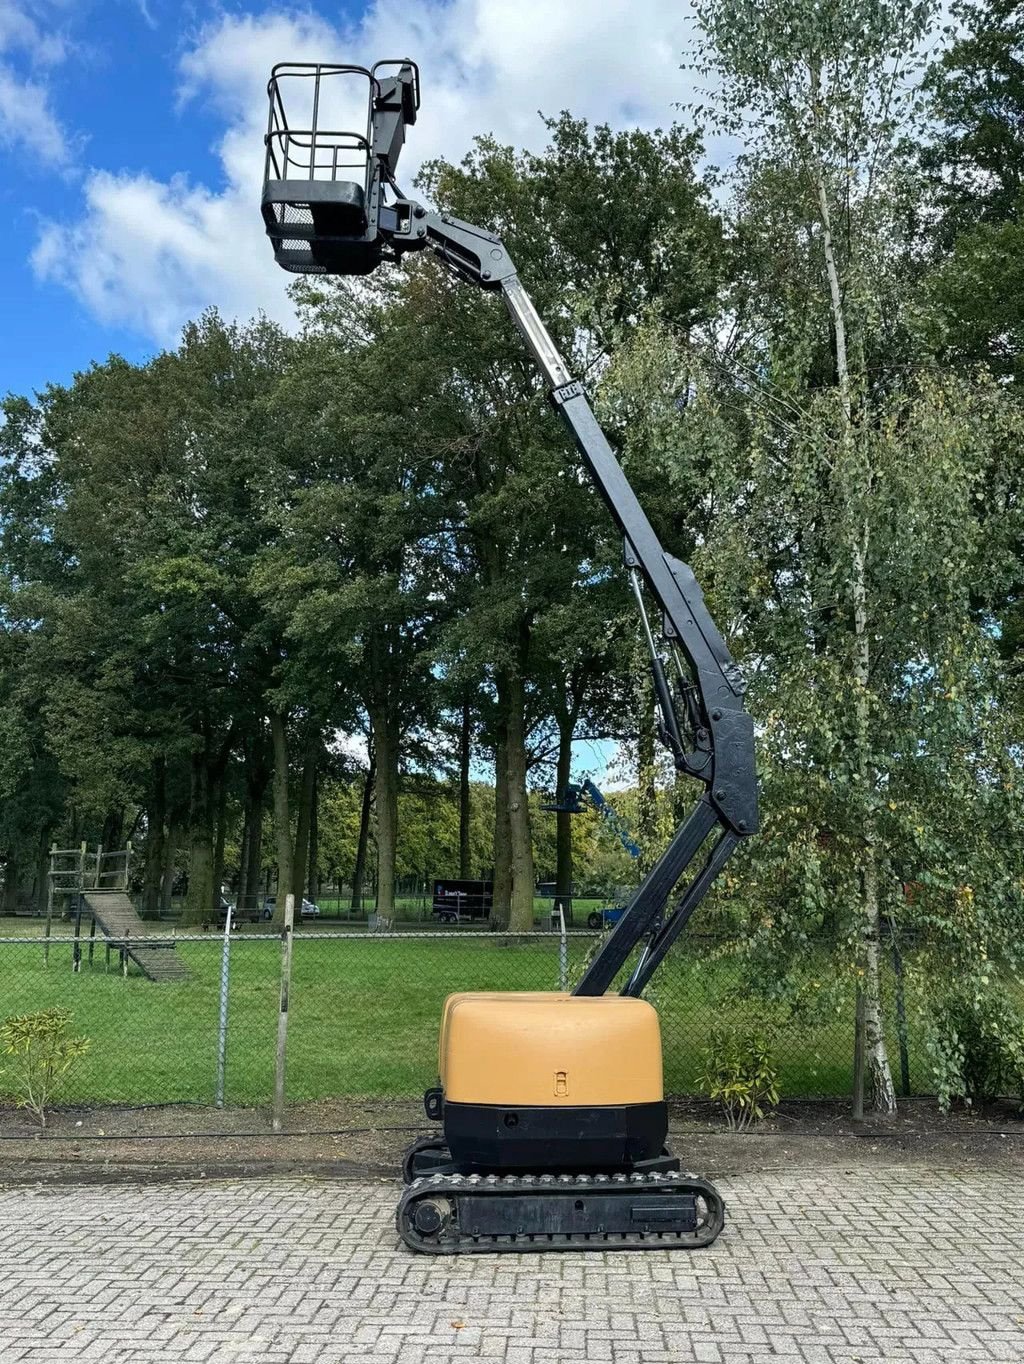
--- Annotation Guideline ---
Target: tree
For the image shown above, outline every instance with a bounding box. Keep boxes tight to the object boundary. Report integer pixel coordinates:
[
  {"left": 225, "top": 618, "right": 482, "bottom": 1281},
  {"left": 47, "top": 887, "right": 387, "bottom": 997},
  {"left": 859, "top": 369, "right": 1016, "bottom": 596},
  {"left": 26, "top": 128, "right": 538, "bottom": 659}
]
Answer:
[
  {"left": 414, "top": 114, "right": 724, "bottom": 929},
  {"left": 922, "top": 0, "right": 1024, "bottom": 240},
  {"left": 920, "top": 0, "right": 1024, "bottom": 383},
  {"left": 1, "top": 314, "right": 296, "bottom": 924},
  {"left": 259, "top": 279, "right": 445, "bottom": 922},
  {"left": 689, "top": 0, "right": 945, "bottom": 1111}
]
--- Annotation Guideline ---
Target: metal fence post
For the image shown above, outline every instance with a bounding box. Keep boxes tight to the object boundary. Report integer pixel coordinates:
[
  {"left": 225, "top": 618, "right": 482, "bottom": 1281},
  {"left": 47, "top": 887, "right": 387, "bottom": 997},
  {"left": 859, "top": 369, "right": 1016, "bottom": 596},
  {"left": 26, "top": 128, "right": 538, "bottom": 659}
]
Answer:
[{"left": 215, "top": 904, "right": 233, "bottom": 1107}]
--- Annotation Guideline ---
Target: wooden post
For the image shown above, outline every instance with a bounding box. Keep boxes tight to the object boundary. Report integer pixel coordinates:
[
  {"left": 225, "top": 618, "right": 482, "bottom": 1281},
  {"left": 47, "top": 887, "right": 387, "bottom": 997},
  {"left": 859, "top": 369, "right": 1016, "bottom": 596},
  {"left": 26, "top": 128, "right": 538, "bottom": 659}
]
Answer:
[
  {"left": 272, "top": 891, "right": 296, "bottom": 1132},
  {"left": 123, "top": 841, "right": 132, "bottom": 892},
  {"left": 93, "top": 844, "right": 102, "bottom": 890},
  {"left": 88, "top": 914, "right": 97, "bottom": 966},
  {"left": 44, "top": 843, "right": 56, "bottom": 967}
]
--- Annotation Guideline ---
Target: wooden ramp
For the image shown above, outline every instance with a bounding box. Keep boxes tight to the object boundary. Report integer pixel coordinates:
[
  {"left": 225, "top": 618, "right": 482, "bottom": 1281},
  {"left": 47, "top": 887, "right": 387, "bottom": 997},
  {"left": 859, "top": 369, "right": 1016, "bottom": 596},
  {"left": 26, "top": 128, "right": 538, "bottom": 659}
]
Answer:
[{"left": 81, "top": 891, "right": 190, "bottom": 982}]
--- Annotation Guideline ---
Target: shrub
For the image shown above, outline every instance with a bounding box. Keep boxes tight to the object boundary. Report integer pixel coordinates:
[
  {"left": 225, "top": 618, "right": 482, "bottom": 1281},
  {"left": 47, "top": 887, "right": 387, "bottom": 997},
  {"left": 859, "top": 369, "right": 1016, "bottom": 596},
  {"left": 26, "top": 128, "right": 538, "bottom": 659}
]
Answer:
[
  {"left": 0, "top": 1008, "right": 90, "bottom": 1128},
  {"left": 927, "top": 985, "right": 1024, "bottom": 1111},
  {"left": 699, "top": 1024, "right": 780, "bottom": 1130}
]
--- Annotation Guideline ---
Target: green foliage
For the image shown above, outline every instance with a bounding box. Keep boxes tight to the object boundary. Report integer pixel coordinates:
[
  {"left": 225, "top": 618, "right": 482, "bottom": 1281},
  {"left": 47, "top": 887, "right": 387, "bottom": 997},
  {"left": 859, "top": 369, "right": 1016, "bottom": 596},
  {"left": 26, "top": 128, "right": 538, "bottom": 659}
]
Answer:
[
  {"left": 919, "top": 0, "right": 1024, "bottom": 383},
  {"left": 0, "top": 1007, "right": 90, "bottom": 1128},
  {"left": 602, "top": 318, "right": 1024, "bottom": 993},
  {"left": 1, "top": 18, "right": 1023, "bottom": 1116},
  {"left": 922, "top": 0, "right": 1024, "bottom": 241},
  {"left": 922, "top": 215, "right": 1024, "bottom": 383},
  {"left": 926, "top": 983, "right": 1024, "bottom": 1111},
  {"left": 699, "top": 1023, "right": 781, "bottom": 1130}
]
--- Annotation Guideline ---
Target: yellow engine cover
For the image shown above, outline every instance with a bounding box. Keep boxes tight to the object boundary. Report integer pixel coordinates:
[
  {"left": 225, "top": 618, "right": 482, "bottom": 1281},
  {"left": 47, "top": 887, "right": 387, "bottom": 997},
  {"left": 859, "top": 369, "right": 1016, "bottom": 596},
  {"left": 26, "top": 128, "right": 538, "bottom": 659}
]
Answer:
[{"left": 440, "top": 991, "right": 663, "bottom": 1107}]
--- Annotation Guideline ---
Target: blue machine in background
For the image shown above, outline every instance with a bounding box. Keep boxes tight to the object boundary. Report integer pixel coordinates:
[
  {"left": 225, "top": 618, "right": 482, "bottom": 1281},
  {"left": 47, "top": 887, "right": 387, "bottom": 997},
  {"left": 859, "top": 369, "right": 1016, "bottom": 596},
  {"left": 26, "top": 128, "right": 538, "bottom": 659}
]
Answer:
[{"left": 543, "top": 780, "right": 641, "bottom": 929}]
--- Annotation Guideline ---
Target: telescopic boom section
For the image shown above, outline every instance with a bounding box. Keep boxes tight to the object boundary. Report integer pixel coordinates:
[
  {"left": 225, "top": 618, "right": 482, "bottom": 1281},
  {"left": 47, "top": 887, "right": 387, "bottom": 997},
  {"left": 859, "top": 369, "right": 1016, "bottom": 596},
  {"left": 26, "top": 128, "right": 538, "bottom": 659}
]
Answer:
[{"left": 261, "top": 60, "right": 758, "bottom": 997}]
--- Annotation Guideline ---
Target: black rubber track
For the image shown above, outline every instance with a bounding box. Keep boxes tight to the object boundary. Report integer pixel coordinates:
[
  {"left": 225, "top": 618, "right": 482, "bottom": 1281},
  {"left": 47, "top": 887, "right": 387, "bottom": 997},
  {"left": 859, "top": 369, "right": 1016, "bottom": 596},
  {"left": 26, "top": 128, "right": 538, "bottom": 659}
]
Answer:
[
  {"left": 396, "top": 1169, "right": 725, "bottom": 1255},
  {"left": 401, "top": 1135, "right": 452, "bottom": 1184}
]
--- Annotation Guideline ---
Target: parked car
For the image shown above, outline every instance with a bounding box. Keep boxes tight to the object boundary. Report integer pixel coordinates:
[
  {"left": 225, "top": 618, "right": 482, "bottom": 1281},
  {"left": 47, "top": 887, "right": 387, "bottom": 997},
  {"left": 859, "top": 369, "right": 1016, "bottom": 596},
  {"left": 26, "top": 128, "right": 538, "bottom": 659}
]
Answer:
[
  {"left": 587, "top": 903, "right": 628, "bottom": 931},
  {"left": 211, "top": 895, "right": 263, "bottom": 927},
  {"left": 261, "top": 897, "right": 320, "bottom": 920}
]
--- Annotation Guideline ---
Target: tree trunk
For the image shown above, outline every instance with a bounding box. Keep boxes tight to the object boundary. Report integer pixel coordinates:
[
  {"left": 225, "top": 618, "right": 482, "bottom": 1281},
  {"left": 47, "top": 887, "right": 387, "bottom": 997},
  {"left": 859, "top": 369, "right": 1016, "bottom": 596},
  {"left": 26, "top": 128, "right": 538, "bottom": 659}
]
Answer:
[
  {"left": 33, "top": 826, "right": 50, "bottom": 916},
  {"left": 291, "top": 733, "right": 318, "bottom": 906},
  {"left": 100, "top": 808, "right": 124, "bottom": 858},
  {"left": 351, "top": 749, "right": 375, "bottom": 915},
  {"left": 808, "top": 59, "right": 853, "bottom": 425},
  {"left": 372, "top": 713, "right": 399, "bottom": 919},
  {"left": 807, "top": 68, "right": 895, "bottom": 1114},
  {"left": 458, "top": 697, "right": 472, "bottom": 880},
  {"left": 1, "top": 854, "right": 19, "bottom": 914},
  {"left": 491, "top": 720, "right": 512, "bottom": 929},
  {"left": 237, "top": 815, "right": 251, "bottom": 911},
  {"left": 181, "top": 747, "right": 215, "bottom": 926},
  {"left": 237, "top": 733, "right": 269, "bottom": 916},
  {"left": 160, "top": 818, "right": 180, "bottom": 917},
  {"left": 243, "top": 809, "right": 263, "bottom": 916},
  {"left": 140, "top": 757, "right": 166, "bottom": 920},
  {"left": 270, "top": 710, "right": 293, "bottom": 931},
  {"left": 212, "top": 768, "right": 228, "bottom": 914},
  {"left": 861, "top": 843, "right": 896, "bottom": 1112},
  {"left": 851, "top": 532, "right": 896, "bottom": 1112},
  {"left": 308, "top": 767, "right": 320, "bottom": 903},
  {"left": 554, "top": 708, "right": 574, "bottom": 924},
  {"left": 503, "top": 653, "right": 535, "bottom": 934}
]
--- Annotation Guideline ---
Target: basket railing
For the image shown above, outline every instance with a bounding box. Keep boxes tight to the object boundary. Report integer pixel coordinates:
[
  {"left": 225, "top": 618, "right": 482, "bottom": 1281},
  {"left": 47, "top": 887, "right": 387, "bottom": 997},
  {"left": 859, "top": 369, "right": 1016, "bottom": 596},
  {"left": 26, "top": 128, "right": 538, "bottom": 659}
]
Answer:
[{"left": 264, "top": 64, "right": 375, "bottom": 186}]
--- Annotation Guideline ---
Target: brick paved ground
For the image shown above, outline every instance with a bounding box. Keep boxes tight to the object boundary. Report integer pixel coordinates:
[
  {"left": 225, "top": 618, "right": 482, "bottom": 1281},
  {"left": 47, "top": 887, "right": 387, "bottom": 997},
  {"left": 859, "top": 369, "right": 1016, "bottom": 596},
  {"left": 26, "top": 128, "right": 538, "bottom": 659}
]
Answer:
[{"left": 1, "top": 1169, "right": 1022, "bottom": 1363}]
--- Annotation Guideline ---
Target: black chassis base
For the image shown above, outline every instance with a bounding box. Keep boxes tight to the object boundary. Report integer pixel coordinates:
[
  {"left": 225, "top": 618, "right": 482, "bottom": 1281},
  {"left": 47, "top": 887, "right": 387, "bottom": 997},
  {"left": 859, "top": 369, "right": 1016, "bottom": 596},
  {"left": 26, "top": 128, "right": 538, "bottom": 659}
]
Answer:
[{"left": 402, "top": 1134, "right": 678, "bottom": 1184}]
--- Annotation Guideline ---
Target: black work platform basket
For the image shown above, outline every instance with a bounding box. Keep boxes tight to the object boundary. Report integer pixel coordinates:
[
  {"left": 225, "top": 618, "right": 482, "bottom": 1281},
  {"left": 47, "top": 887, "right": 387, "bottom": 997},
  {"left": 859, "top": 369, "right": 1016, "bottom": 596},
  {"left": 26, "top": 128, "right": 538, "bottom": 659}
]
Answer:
[{"left": 261, "top": 60, "right": 420, "bottom": 276}]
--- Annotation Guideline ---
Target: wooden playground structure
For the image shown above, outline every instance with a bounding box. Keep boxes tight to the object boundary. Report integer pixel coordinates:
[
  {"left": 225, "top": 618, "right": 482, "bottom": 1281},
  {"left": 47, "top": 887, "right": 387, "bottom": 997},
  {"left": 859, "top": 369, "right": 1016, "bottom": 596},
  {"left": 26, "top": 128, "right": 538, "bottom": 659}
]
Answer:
[{"left": 45, "top": 844, "right": 188, "bottom": 982}]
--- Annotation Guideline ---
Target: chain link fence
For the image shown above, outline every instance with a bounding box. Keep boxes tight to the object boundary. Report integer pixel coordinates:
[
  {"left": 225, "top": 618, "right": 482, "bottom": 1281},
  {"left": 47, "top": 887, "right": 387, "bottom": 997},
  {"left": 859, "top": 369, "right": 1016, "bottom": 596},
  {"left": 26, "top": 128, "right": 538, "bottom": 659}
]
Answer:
[{"left": 0, "top": 916, "right": 932, "bottom": 1111}]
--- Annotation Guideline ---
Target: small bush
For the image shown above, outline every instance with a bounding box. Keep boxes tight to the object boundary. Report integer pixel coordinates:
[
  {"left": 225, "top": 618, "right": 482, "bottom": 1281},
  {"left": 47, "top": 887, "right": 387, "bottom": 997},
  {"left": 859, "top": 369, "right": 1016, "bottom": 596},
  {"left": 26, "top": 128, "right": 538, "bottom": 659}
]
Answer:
[
  {"left": 0, "top": 1008, "right": 90, "bottom": 1128},
  {"left": 699, "top": 1024, "right": 780, "bottom": 1130},
  {"left": 927, "top": 985, "right": 1024, "bottom": 1111}
]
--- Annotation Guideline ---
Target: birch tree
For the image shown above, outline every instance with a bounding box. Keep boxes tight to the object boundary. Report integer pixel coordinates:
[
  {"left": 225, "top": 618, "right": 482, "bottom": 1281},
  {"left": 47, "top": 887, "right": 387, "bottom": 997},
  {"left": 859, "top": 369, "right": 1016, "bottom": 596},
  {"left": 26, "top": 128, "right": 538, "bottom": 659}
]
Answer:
[{"left": 693, "top": 0, "right": 935, "bottom": 1110}]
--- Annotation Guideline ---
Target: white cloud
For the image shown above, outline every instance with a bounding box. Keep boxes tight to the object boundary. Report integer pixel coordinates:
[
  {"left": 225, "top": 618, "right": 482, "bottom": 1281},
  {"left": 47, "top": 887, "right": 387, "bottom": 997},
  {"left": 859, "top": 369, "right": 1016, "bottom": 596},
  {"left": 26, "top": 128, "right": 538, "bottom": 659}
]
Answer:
[
  {"left": 0, "top": 65, "right": 68, "bottom": 164},
  {"left": 32, "top": 0, "right": 698, "bottom": 346},
  {"left": 0, "top": 1, "right": 74, "bottom": 166},
  {"left": 31, "top": 169, "right": 292, "bottom": 337}
]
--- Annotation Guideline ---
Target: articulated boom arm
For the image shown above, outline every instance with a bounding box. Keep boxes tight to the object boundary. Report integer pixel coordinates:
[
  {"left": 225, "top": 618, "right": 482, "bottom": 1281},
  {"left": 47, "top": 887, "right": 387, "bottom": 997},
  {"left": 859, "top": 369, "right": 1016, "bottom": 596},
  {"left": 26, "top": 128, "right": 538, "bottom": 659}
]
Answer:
[
  {"left": 546, "top": 780, "right": 642, "bottom": 862},
  {"left": 261, "top": 60, "right": 758, "bottom": 997},
  {"left": 375, "top": 206, "right": 759, "bottom": 997}
]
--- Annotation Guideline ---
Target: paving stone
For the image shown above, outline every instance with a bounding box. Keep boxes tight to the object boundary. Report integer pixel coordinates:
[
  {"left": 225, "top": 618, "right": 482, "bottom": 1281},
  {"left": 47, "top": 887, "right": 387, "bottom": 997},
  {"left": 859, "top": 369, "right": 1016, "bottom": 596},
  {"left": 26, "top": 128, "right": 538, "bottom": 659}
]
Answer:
[{"left": 0, "top": 1170, "right": 1023, "bottom": 1362}]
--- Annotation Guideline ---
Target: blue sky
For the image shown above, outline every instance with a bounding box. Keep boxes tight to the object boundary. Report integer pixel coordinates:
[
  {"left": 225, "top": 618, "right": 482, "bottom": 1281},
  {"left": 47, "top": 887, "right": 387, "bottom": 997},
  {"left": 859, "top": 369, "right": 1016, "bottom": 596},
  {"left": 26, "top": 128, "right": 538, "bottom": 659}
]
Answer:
[
  {"left": 2, "top": 1, "right": 222, "bottom": 397},
  {"left": 1, "top": 0, "right": 705, "bottom": 401}
]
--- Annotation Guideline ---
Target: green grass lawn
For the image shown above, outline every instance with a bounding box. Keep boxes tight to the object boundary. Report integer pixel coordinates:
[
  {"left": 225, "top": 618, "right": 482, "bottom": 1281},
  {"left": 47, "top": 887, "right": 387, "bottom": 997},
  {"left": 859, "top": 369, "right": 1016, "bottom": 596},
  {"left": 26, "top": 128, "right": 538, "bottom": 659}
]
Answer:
[{"left": 0, "top": 931, "right": 925, "bottom": 1107}]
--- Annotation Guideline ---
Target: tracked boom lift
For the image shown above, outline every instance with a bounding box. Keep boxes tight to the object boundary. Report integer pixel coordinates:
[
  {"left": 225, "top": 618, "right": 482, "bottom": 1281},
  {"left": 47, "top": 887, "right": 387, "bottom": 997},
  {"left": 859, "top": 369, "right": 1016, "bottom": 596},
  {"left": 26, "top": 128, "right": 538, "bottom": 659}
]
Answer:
[
  {"left": 262, "top": 60, "right": 758, "bottom": 1254},
  {"left": 542, "top": 780, "right": 641, "bottom": 927},
  {"left": 543, "top": 780, "right": 643, "bottom": 862}
]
